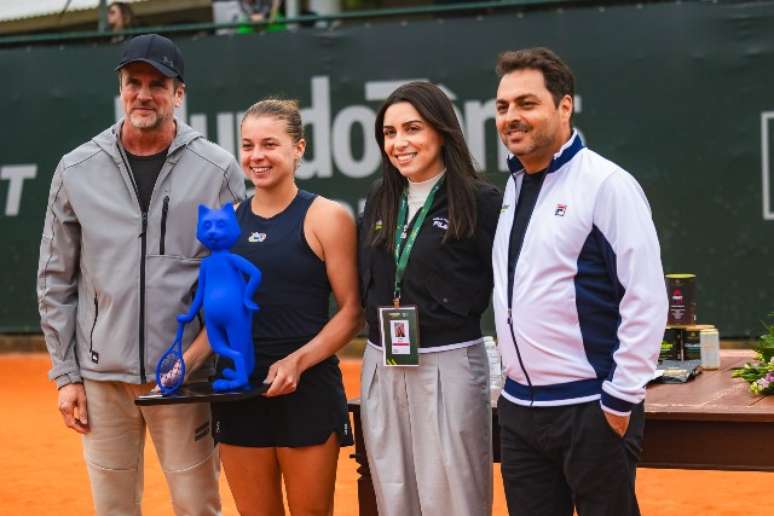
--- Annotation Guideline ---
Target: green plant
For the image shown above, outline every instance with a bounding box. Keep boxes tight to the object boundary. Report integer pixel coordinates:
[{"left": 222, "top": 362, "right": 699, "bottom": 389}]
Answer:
[
  {"left": 732, "top": 313, "right": 774, "bottom": 395},
  {"left": 755, "top": 312, "right": 774, "bottom": 363}
]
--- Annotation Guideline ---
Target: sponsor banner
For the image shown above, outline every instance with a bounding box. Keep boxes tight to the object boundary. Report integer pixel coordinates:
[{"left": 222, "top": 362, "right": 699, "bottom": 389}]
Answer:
[{"left": 1, "top": 1, "right": 773, "bottom": 334}]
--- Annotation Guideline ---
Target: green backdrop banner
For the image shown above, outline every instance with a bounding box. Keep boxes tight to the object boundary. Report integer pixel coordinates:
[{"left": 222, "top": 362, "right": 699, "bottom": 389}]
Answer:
[{"left": 2, "top": 1, "right": 772, "bottom": 335}]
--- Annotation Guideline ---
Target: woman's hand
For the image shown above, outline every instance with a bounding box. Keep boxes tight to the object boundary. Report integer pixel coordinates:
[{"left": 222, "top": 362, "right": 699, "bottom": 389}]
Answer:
[{"left": 263, "top": 354, "right": 303, "bottom": 397}]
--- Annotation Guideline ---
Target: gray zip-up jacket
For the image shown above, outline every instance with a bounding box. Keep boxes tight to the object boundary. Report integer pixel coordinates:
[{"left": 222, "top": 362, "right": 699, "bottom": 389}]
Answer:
[{"left": 37, "top": 120, "right": 245, "bottom": 387}]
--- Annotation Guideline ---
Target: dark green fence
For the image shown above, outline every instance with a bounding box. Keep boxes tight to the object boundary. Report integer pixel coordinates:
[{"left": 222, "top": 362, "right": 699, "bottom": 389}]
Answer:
[{"left": 1, "top": 1, "right": 772, "bottom": 335}]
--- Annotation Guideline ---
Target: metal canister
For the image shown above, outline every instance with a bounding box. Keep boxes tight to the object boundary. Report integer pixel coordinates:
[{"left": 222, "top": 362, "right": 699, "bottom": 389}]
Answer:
[
  {"left": 682, "top": 324, "right": 714, "bottom": 360},
  {"left": 666, "top": 273, "right": 697, "bottom": 326},
  {"left": 661, "top": 327, "right": 681, "bottom": 361},
  {"left": 700, "top": 328, "right": 721, "bottom": 369}
]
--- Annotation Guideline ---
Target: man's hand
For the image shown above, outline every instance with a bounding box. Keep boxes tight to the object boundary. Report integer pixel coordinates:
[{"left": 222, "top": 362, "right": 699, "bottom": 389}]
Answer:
[
  {"left": 58, "top": 383, "right": 90, "bottom": 434},
  {"left": 603, "top": 410, "right": 629, "bottom": 437}
]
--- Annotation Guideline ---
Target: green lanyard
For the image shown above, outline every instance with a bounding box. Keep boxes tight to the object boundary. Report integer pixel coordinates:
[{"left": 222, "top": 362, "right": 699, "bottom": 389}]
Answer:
[{"left": 392, "top": 181, "right": 441, "bottom": 307}]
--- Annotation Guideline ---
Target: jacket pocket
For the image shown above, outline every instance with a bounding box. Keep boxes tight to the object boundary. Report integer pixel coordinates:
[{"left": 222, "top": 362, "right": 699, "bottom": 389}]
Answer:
[
  {"left": 425, "top": 268, "right": 474, "bottom": 317},
  {"left": 159, "top": 195, "right": 170, "bottom": 255},
  {"left": 88, "top": 294, "right": 100, "bottom": 363}
]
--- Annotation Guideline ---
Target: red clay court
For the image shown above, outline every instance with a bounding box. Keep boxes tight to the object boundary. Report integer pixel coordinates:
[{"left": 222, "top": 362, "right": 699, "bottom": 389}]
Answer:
[{"left": 1, "top": 353, "right": 770, "bottom": 515}]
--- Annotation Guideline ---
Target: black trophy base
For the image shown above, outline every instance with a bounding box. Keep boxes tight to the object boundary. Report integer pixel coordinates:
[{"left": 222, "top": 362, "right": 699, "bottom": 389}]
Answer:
[{"left": 135, "top": 381, "right": 268, "bottom": 406}]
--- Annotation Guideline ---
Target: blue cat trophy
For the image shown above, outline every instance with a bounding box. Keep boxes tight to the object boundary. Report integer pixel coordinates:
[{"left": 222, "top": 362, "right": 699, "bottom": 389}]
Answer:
[
  {"left": 178, "top": 203, "right": 262, "bottom": 392},
  {"left": 137, "top": 203, "right": 265, "bottom": 406}
]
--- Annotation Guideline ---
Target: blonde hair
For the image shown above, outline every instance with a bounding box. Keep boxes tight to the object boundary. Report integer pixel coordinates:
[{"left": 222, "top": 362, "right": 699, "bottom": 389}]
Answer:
[{"left": 241, "top": 98, "right": 304, "bottom": 143}]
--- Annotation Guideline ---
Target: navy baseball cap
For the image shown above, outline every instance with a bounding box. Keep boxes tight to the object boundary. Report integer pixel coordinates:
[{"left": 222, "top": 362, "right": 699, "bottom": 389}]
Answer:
[{"left": 114, "top": 34, "right": 185, "bottom": 83}]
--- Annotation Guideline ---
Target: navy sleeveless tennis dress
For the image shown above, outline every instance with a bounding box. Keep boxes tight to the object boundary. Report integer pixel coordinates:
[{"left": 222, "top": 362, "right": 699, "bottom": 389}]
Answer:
[{"left": 211, "top": 190, "right": 353, "bottom": 447}]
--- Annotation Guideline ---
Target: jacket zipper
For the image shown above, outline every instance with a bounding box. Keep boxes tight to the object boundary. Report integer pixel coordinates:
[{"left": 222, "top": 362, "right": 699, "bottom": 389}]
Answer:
[
  {"left": 89, "top": 296, "right": 99, "bottom": 363},
  {"left": 507, "top": 307, "right": 534, "bottom": 405},
  {"left": 139, "top": 211, "right": 148, "bottom": 382},
  {"left": 506, "top": 171, "right": 537, "bottom": 405},
  {"left": 160, "top": 195, "right": 170, "bottom": 255},
  {"left": 119, "top": 147, "right": 148, "bottom": 383}
]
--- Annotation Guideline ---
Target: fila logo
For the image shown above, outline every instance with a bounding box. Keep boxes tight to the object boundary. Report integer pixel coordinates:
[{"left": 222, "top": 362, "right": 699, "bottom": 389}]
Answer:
[
  {"left": 555, "top": 204, "right": 567, "bottom": 217},
  {"left": 432, "top": 217, "right": 449, "bottom": 230},
  {"left": 248, "top": 232, "right": 267, "bottom": 243}
]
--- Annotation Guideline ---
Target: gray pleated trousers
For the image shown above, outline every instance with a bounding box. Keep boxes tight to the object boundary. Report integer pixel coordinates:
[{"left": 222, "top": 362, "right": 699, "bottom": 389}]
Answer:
[{"left": 360, "top": 342, "right": 493, "bottom": 516}]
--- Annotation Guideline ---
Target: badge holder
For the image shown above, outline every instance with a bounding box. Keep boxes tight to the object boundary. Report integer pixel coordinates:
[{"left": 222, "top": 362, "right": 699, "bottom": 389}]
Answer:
[{"left": 379, "top": 305, "right": 420, "bottom": 366}]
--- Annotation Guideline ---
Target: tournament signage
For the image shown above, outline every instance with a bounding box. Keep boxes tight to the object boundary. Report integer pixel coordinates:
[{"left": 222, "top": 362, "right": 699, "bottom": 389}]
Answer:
[{"left": 1, "top": 1, "right": 773, "bottom": 335}]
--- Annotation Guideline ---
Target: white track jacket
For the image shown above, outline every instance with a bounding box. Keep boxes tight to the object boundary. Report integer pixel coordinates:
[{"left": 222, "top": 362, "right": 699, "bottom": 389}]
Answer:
[{"left": 492, "top": 132, "right": 668, "bottom": 415}]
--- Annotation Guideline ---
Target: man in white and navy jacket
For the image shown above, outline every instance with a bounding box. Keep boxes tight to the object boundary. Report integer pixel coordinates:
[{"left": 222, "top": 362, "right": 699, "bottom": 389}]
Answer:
[{"left": 491, "top": 48, "right": 668, "bottom": 516}]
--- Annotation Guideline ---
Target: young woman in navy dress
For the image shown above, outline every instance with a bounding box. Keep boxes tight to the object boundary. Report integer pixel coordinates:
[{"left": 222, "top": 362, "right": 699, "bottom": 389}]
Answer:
[{"left": 181, "top": 98, "right": 361, "bottom": 515}]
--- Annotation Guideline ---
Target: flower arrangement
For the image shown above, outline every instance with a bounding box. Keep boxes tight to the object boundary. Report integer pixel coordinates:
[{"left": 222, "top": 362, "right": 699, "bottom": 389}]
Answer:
[{"left": 732, "top": 314, "right": 774, "bottom": 395}]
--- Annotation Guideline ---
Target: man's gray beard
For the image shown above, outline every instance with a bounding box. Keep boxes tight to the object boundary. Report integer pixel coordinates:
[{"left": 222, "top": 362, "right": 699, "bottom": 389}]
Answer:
[{"left": 128, "top": 111, "right": 162, "bottom": 130}]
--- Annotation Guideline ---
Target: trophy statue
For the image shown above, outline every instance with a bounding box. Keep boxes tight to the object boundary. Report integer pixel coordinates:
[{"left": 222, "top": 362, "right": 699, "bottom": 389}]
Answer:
[{"left": 138, "top": 203, "right": 265, "bottom": 406}]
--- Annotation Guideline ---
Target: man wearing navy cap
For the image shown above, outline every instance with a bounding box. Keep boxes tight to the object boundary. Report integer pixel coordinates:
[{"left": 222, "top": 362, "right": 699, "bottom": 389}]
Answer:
[{"left": 37, "top": 34, "right": 244, "bottom": 515}]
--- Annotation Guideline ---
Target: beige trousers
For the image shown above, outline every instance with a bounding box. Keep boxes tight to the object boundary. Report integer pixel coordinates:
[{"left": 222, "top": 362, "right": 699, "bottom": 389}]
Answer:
[
  {"left": 82, "top": 379, "right": 221, "bottom": 516},
  {"left": 360, "top": 343, "right": 493, "bottom": 516}
]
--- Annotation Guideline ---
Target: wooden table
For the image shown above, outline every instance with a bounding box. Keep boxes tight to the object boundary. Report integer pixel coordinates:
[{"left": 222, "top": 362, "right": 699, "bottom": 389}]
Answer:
[
  {"left": 640, "top": 350, "right": 774, "bottom": 470},
  {"left": 347, "top": 350, "right": 774, "bottom": 515}
]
